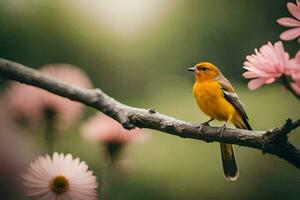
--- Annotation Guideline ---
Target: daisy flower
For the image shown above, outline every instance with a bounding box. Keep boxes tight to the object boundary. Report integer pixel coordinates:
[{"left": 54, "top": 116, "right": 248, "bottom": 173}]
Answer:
[
  {"left": 243, "top": 41, "right": 290, "bottom": 90},
  {"left": 23, "top": 152, "right": 98, "bottom": 200},
  {"left": 277, "top": 0, "right": 300, "bottom": 42},
  {"left": 80, "top": 113, "right": 144, "bottom": 159}
]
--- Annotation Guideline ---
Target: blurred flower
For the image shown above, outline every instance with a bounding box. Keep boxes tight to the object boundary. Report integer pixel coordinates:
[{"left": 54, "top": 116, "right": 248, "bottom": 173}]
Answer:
[
  {"left": 23, "top": 152, "right": 98, "bottom": 200},
  {"left": 80, "top": 113, "right": 144, "bottom": 159},
  {"left": 38, "top": 64, "right": 92, "bottom": 127},
  {"left": 4, "top": 83, "right": 44, "bottom": 124},
  {"left": 243, "top": 41, "right": 289, "bottom": 90},
  {"left": 80, "top": 114, "right": 144, "bottom": 199},
  {"left": 0, "top": 107, "right": 34, "bottom": 199},
  {"left": 4, "top": 63, "right": 92, "bottom": 128},
  {"left": 277, "top": 0, "right": 300, "bottom": 42}
]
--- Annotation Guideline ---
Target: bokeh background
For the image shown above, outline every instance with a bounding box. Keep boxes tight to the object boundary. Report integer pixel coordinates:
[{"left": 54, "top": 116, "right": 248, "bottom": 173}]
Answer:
[{"left": 0, "top": 0, "right": 300, "bottom": 199}]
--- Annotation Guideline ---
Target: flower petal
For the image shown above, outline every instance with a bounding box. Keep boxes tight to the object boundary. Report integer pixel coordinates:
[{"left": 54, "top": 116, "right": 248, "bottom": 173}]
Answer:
[
  {"left": 247, "top": 78, "right": 267, "bottom": 90},
  {"left": 287, "top": 2, "right": 300, "bottom": 20},
  {"left": 291, "top": 82, "right": 300, "bottom": 94},
  {"left": 292, "top": 72, "right": 300, "bottom": 81},
  {"left": 265, "top": 77, "right": 276, "bottom": 84},
  {"left": 295, "top": 50, "right": 300, "bottom": 62},
  {"left": 277, "top": 17, "right": 300, "bottom": 27},
  {"left": 242, "top": 71, "right": 259, "bottom": 79},
  {"left": 279, "top": 27, "right": 300, "bottom": 40}
]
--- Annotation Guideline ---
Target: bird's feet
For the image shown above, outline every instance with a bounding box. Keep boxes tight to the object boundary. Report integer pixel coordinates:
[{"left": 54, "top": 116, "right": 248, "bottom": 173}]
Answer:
[
  {"left": 217, "top": 123, "right": 227, "bottom": 138},
  {"left": 196, "top": 122, "right": 210, "bottom": 136}
]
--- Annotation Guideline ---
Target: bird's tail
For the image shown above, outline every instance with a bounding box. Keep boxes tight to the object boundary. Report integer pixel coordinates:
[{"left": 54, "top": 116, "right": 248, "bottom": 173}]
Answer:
[
  {"left": 220, "top": 143, "right": 239, "bottom": 181},
  {"left": 219, "top": 118, "right": 252, "bottom": 181}
]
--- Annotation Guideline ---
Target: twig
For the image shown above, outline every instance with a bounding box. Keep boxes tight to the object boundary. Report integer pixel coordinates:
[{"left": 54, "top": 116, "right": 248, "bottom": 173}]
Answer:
[{"left": 0, "top": 58, "right": 300, "bottom": 168}]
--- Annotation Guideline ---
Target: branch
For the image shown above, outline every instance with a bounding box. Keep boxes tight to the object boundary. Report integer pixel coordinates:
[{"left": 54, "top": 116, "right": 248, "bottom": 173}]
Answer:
[{"left": 0, "top": 58, "right": 300, "bottom": 169}]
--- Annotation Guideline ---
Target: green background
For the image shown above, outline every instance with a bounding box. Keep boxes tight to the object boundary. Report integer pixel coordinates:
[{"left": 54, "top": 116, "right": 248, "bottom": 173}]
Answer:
[{"left": 0, "top": 0, "right": 299, "bottom": 199}]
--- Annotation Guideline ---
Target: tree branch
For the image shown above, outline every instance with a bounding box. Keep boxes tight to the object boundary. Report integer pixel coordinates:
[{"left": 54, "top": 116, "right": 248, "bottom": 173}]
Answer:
[{"left": 0, "top": 58, "right": 300, "bottom": 168}]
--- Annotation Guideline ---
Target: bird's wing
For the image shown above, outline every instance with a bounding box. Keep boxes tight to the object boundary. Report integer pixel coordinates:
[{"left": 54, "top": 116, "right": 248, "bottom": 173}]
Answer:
[
  {"left": 215, "top": 73, "right": 235, "bottom": 93},
  {"left": 222, "top": 90, "right": 249, "bottom": 120},
  {"left": 215, "top": 73, "right": 248, "bottom": 120},
  {"left": 214, "top": 73, "right": 251, "bottom": 130}
]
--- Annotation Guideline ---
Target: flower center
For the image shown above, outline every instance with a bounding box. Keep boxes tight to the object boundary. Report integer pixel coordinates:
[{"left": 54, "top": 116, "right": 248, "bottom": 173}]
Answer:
[
  {"left": 51, "top": 175, "right": 69, "bottom": 194},
  {"left": 106, "top": 142, "right": 123, "bottom": 160}
]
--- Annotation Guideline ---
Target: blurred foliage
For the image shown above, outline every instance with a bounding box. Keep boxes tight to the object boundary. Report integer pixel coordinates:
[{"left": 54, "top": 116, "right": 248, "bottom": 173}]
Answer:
[
  {"left": 0, "top": 0, "right": 300, "bottom": 200},
  {"left": 0, "top": 0, "right": 298, "bottom": 98}
]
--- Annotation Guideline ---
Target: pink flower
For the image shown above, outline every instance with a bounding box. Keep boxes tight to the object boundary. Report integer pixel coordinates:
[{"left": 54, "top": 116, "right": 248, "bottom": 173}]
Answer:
[
  {"left": 4, "top": 84, "right": 45, "bottom": 123},
  {"left": 4, "top": 64, "right": 92, "bottom": 128},
  {"left": 243, "top": 41, "right": 290, "bottom": 90},
  {"left": 277, "top": 0, "right": 300, "bottom": 42},
  {"left": 81, "top": 113, "right": 142, "bottom": 144},
  {"left": 291, "top": 81, "right": 300, "bottom": 94},
  {"left": 287, "top": 50, "right": 300, "bottom": 94},
  {"left": 287, "top": 50, "right": 300, "bottom": 81},
  {"left": 38, "top": 64, "right": 92, "bottom": 127},
  {"left": 0, "top": 110, "right": 35, "bottom": 199},
  {"left": 80, "top": 113, "right": 144, "bottom": 159}
]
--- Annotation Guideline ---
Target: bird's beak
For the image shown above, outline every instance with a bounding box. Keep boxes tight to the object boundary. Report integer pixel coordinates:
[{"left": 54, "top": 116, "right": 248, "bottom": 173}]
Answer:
[{"left": 187, "top": 66, "right": 196, "bottom": 72}]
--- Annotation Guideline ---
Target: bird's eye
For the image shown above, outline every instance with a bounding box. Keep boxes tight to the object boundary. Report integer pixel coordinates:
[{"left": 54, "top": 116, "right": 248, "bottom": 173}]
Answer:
[{"left": 202, "top": 67, "right": 208, "bottom": 71}]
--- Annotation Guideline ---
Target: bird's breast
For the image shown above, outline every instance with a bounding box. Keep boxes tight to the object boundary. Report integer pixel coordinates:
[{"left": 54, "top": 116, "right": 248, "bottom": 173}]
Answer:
[{"left": 192, "top": 81, "right": 235, "bottom": 120}]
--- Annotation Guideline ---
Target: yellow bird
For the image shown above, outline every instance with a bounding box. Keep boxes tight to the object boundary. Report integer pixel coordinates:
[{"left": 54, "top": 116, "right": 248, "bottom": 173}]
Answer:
[{"left": 188, "top": 62, "right": 251, "bottom": 181}]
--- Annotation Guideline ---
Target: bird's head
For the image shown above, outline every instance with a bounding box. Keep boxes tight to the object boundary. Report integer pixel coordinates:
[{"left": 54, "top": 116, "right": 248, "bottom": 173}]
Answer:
[{"left": 188, "top": 62, "right": 220, "bottom": 81}]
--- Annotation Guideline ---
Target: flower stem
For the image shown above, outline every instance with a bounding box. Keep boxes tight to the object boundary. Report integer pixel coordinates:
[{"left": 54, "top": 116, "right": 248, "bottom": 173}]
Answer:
[
  {"left": 101, "top": 160, "right": 114, "bottom": 200},
  {"left": 279, "top": 76, "right": 300, "bottom": 101},
  {"left": 43, "top": 108, "right": 56, "bottom": 153}
]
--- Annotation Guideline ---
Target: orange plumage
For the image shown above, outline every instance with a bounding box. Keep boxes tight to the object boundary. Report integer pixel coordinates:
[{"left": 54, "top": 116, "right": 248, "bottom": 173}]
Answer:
[{"left": 188, "top": 62, "right": 252, "bottom": 181}]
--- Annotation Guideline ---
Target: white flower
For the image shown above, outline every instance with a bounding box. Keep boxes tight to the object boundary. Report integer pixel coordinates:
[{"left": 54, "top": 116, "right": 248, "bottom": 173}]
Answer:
[{"left": 23, "top": 153, "right": 98, "bottom": 200}]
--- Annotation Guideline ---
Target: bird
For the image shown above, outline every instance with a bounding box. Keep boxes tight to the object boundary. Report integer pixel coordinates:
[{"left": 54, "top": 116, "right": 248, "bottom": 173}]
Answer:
[{"left": 187, "top": 62, "right": 252, "bottom": 181}]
